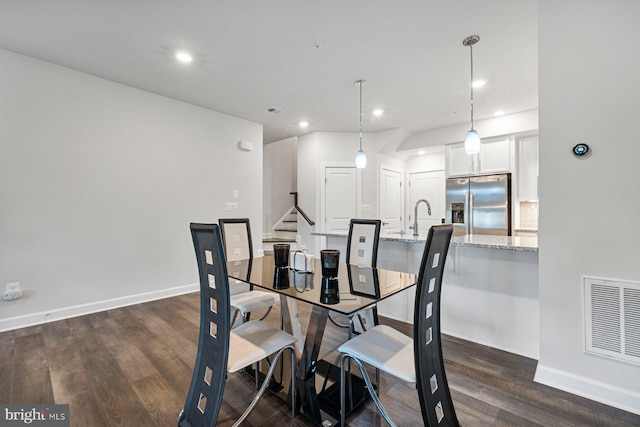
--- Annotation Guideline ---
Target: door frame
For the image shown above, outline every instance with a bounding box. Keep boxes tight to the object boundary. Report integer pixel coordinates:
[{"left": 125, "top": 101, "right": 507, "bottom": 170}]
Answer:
[
  {"left": 320, "top": 162, "right": 362, "bottom": 233},
  {"left": 405, "top": 168, "right": 445, "bottom": 234}
]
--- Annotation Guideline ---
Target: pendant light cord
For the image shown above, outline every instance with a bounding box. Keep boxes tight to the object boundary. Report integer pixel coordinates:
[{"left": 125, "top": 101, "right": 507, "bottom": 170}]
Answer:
[
  {"left": 359, "top": 81, "right": 363, "bottom": 150},
  {"left": 354, "top": 79, "right": 367, "bottom": 168},
  {"left": 470, "top": 43, "right": 474, "bottom": 131}
]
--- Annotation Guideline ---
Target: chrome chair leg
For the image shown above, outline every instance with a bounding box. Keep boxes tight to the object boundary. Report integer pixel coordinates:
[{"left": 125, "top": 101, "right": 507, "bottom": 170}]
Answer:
[
  {"left": 348, "top": 316, "right": 353, "bottom": 340},
  {"left": 230, "top": 308, "right": 240, "bottom": 328},
  {"left": 256, "top": 305, "right": 273, "bottom": 321},
  {"left": 328, "top": 312, "right": 350, "bottom": 329},
  {"left": 254, "top": 361, "right": 260, "bottom": 389},
  {"left": 290, "top": 347, "right": 296, "bottom": 419},
  {"left": 233, "top": 345, "right": 296, "bottom": 427},
  {"left": 340, "top": 353, "right": 397, "bottom": 427},
  {"left": 356, "top": 313, "right": 368, "bottom": 333}
]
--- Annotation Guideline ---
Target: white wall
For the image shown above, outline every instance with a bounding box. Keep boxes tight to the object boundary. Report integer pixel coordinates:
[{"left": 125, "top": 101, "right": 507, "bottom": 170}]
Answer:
[
  {"left": 399, "top": 109, "right": 538, "bottom": 151},
  {"left": 296, "top": 130, "right": 402, "bottom": 253},
  {"left": 0, "top": 49, "right": 263, "bottom": 330},
  {"left": 405, "top": 147, "right": 446, "bottom": 172},
  {"left": 537, "top": 0, "right": 640, "bottom": 414},
  {"left": 263, "top": 137, "right": 297, "bottom": 234}
]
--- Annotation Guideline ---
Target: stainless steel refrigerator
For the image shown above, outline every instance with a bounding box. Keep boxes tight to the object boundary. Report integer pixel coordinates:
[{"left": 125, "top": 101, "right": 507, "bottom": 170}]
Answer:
[{"left": 446, "top": 174, "right": 511, "bottom": 236}]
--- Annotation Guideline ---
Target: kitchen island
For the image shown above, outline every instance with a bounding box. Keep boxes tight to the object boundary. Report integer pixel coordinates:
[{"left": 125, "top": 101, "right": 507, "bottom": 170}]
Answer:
[{"left": 313, "top": 231, "right": 540, "bottom": 359}]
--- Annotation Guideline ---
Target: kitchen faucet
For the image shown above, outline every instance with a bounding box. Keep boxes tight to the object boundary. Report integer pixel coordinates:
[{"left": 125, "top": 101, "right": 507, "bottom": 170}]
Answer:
[{"left": 410, "top": 199, "right": 432, "bottom": 236}]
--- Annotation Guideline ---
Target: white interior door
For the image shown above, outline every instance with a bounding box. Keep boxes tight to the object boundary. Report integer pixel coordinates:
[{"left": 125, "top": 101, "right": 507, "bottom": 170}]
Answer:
[
  {"left": 324, "top": 167, "right": 357, "bottom": 233},
  {"left": 379, "top": 165, "right": 404, "bottom": 233},
  {"left": 407, "top": 170, "right": 446, "bottom": 234}
]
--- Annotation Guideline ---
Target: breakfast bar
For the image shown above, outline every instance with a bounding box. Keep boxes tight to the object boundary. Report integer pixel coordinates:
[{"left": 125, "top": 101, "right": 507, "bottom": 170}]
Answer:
[{"left": 314, "top": 231, "right": 540, "bottom": 359}]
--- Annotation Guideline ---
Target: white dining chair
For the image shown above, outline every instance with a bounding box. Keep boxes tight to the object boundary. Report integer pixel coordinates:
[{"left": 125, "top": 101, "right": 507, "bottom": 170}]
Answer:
[
  {"left": 219, "top": 218, "right": 280, "bottom": 326},
  {"left": 338, "top": 225, "right": 458, "bottom": 427},
  {"left": 179, "top": 223, "right": 297, "bottom": 427},
  {"left": 329, "top": 219, "right": 381, "bottom": 337}
]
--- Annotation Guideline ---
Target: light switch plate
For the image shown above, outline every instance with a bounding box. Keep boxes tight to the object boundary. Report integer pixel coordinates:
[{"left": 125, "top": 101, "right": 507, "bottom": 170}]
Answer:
[{"left": 5, "top": 282, "right": 21, "bottom": 292}]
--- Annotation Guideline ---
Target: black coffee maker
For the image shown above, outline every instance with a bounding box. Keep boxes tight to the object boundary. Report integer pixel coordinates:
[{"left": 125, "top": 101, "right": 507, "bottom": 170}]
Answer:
[{"left": 320, "top": 250, "right": 340, "bottom": 304}]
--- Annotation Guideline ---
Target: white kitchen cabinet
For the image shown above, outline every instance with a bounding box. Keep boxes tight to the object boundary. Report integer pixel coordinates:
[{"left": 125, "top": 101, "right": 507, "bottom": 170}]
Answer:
[
  {"left": 446, "top": 142, "right": 474, "bottom": 176},
  {"left": 446, "top": 136, "right": 511, "bottom": 177},
  {"left": 478, "top": 136, "right": 511, "bottom": 174},
  {"left": 517, "top": 135, "right": 539, "bottom": 200}
]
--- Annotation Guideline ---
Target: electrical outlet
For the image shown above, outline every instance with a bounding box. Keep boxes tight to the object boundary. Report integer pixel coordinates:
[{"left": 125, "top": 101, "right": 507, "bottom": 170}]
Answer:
[
  {"left": 225, "top": 202, "right": 238, "bottom": 211},
  {"left": 3, "top": 282, "right": 22, "bottom": 301}
]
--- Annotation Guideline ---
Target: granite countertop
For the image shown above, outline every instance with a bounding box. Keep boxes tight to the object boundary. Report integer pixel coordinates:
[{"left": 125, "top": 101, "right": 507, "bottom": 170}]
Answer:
[
  {"left": 450, "top": 234, "right": 538, "bottom": 252},
  {"left": 313, "top": 231, "right": 538, "bottom": 252}
]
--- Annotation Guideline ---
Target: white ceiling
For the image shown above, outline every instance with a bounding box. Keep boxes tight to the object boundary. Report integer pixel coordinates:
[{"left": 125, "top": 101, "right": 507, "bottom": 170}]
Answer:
[{"left": 0, "top": 0, "right": 538, "bottom": 144}]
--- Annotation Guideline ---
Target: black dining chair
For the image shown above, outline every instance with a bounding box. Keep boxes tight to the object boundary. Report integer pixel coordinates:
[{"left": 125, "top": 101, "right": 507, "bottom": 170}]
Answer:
[
  {"left": 179, "top": 223, "right": 297, "bottom": 427},
  {"left": 329, "top": 219, "right": 381, "bottom": 337},
  {"left": 219, "top": 218, "right": 280, "bottom": 325},
  {"left": 337, "top": 224, "right": 458, "bottom": 426}
]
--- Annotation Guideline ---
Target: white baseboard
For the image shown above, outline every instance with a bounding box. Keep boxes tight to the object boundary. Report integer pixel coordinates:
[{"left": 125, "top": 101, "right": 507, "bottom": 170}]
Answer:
[
  {"left": 441, "top": 328, "right": 540, "bottom": 360},
  {"left": 535, "top": 364, "right": 640, "bottom": 416},
  {"left": 0, "top": 283, "right": 199, "bottom": 332}
]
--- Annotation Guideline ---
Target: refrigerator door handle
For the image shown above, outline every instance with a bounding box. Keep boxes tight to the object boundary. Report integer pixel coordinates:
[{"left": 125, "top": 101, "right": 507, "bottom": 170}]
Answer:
[{"left": 465, "top": 190, "right": 473, "bottom": 234}]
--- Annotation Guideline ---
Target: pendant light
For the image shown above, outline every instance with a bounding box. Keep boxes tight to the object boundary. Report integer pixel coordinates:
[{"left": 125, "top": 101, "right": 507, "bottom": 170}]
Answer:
[
  {"left": 463, "top": 35, "right": 481, "bottom": 154},
  {"left": 355, "top": 79, "right": 367, "bottom": 168}
]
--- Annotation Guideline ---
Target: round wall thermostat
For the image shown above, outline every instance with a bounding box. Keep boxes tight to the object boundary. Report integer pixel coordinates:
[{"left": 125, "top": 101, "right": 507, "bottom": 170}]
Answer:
[{"left": 572, "top": 143, "right": 589, "bottom": 156}]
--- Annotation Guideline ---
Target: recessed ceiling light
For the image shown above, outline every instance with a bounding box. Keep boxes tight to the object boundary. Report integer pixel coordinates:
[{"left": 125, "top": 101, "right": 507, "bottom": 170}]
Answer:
[
  {"left": 372, "top": 109, "right": 384, "bottom": 117},
  {"left": 418, "top": 150, "right": 426, "bottom": 155},
  {"left": 175, "top": 51, "right": 193, "bottom": 63},
  {"left": 299, "top": 121, "right": 309, "bottom": 128},
  {"left": 494, "top": 110, "right": 505, "bottom": 116},
  {"left": 472, "top": 79, "right": 486, "bottom": 88}
]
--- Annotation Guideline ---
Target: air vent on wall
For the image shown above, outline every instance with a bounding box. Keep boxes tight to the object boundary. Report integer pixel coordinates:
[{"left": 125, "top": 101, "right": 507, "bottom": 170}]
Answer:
[
  {"left": 266, "top": 107, "right": 283, "bottom": 114},
  {"left": 585, "top": 277, "right": 640, "bottom": 365}
]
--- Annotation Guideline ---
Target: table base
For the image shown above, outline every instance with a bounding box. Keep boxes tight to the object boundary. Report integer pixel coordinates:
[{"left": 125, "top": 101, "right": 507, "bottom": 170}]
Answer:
[{"left": 315, "top": 359, "right": 374, "bottom": 425}]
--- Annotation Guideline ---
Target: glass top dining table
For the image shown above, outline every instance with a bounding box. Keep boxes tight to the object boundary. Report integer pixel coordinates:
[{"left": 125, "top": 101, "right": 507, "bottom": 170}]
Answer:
[
  {"left": 226, "top": 254, "right": 417, "bottom": 426},
  {"left": 227, "top": 255, "right": 416, "bottom": 316}
]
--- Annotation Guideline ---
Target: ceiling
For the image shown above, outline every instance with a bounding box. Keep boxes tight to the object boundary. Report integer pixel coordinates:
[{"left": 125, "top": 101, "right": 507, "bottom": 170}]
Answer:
[{"left": 0, "top": 0, "right": 538, "bottom": 144}]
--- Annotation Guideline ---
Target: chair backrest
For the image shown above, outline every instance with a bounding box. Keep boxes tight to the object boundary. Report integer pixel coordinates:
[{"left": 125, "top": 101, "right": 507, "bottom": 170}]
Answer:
[
  {"left": 346, "top": 219, "right": 381, "bottom": 267},
  {"left": 179, "top": 223, "right": 231, "bottom": 427},
  {"left": 413, "top": 225, "right": 458, "bottom": 427},
  {"left": 218, "top": 218, "right": 253, "bottom": 262}
]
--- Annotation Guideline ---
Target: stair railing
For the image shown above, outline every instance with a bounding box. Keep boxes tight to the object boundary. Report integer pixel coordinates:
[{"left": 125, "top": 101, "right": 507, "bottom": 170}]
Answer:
[{"left": 290, "top": 192, "right": 315, "bottom": 226}]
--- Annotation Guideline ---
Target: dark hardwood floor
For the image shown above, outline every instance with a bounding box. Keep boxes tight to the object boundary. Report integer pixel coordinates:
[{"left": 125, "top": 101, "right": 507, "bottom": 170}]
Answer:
[{"left": 1, "top": 293, "right": 639, "bottom": 426}]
